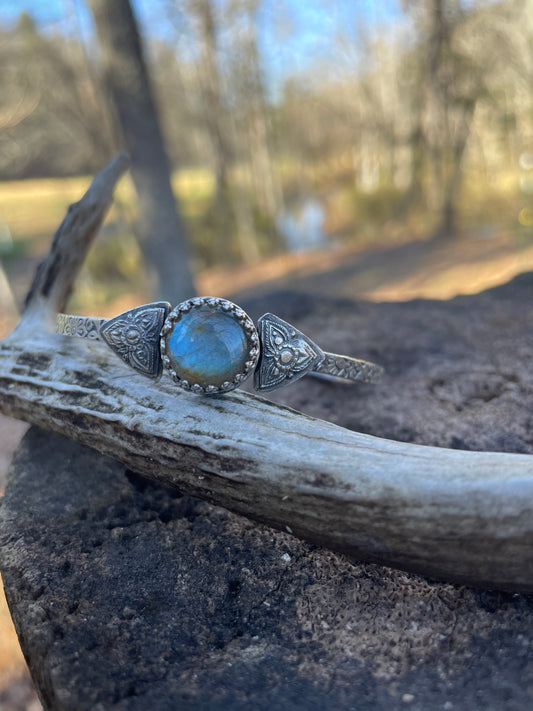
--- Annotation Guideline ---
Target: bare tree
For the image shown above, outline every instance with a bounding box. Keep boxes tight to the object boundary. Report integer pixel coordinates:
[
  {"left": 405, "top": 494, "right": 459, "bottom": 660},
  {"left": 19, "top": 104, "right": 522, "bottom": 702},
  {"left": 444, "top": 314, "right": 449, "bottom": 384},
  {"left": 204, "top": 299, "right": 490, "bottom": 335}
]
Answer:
[
  {"left": 168, "top": 0, "right": 262, "bottom": 264},
  {"left": 238, "top": 0, "right": 281, "bottom": 219},
  {"left": 88, "top": 0, "right": 196, "bottom": 303},
  {"left": 188, "top": 0, "right": 231, "bottom": 193},
  {"left": 0, "top": 13, "right": 110, "bottom": 178},
  {"left": 405, "top": 0, "right": 524, "bottom": 237}
]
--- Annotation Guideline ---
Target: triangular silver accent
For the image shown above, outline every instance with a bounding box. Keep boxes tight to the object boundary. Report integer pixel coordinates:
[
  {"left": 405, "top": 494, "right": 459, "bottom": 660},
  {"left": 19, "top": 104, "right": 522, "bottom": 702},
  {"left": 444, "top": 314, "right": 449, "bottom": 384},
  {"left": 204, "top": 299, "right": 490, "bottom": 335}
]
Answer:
[
  {"left": 254, "top": 313, "right": 324, "bottom": 392},
  {"left": 100, "top": 302, "right": 170, "bottom": 378}
]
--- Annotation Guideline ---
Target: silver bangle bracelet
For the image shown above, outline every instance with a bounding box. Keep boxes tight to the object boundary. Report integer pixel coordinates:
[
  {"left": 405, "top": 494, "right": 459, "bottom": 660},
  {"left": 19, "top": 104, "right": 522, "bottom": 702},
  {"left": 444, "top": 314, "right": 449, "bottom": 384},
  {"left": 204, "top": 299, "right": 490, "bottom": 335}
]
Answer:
[{"left": 56, "top": 296, "right": 384, "bottom": 395}]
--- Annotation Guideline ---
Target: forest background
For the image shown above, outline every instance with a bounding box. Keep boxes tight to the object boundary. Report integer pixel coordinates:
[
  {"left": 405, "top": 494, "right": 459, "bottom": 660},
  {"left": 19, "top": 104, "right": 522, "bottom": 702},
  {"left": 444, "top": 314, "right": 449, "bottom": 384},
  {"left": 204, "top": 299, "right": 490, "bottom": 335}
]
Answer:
[{"left": 1, "top": 0, "right": 532, "bottom": 316}]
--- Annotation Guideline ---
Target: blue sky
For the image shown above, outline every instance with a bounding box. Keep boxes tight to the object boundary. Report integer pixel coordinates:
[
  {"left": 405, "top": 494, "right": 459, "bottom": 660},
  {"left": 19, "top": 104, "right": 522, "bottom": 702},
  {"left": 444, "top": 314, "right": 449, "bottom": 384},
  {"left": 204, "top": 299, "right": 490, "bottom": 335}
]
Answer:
[{"left": 0, "top": 0, "right": 402, "bottom": 91}]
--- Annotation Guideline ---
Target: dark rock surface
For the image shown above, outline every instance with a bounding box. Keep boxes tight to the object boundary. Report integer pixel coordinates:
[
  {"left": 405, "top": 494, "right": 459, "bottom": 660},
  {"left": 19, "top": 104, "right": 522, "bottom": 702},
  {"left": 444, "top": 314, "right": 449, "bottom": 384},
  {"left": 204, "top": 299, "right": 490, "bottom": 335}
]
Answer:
[{"left": 2, "top": 274, "right": 533, "bottom": 711}]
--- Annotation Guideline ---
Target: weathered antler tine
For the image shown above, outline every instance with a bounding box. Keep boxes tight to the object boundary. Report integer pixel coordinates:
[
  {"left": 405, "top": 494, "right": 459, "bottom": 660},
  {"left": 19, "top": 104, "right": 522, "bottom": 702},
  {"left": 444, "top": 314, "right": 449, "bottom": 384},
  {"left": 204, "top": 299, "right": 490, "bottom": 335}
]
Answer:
[
  {"left": 21, "top": 153, "right": 130, "bottom": 330},
  {"left": 1, "top": 157, "right": 532, "bottom": 592},
  {"left": 0, "top": 338, "right": 532, "bottom": 591}
]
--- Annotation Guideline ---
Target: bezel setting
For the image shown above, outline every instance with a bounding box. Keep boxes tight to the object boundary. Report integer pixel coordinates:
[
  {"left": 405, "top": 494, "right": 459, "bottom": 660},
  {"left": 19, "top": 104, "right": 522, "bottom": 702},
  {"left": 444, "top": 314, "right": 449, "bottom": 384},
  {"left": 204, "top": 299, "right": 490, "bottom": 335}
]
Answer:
[{"left": 160, "top": 296, "right": 260, "bottom": 395}]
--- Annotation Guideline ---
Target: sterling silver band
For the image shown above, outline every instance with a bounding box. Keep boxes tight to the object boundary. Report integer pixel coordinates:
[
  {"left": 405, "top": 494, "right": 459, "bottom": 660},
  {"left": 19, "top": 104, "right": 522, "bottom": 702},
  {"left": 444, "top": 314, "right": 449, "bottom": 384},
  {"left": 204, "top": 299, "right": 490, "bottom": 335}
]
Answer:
[
  {"left": 56, "top": 314, "right": 105, "bottom": 340},
  {"left": 313, "top": 353, "right": 384, "bottom": 384},
  {"left": 56, "top": 298, "right": 383, "bottom": 395}
]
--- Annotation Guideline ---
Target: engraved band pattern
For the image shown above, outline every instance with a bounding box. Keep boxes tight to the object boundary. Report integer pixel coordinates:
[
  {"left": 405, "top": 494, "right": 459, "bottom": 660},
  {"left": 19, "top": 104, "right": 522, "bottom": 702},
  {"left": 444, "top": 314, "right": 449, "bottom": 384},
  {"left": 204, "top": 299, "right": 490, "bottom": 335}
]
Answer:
[
  {"left": 57, "top": 304, "right": 169, "bottom": 379},
  {"left": 315, "top": 353, "right": 384, "bottom": 384},
  {"left": 56, "top": 314, "right": 104, "bottom": 340}
]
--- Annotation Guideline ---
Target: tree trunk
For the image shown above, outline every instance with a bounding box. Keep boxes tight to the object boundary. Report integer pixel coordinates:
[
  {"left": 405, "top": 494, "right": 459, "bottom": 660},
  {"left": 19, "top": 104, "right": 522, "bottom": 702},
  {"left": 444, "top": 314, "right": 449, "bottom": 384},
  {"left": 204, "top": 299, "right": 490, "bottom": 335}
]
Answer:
[
  {"left": 425, "top": 0, "right": 447, "bottom": 216},
  {"left": 88, "top": 0, "right": 195, "bottom": 304},
  {"left": 191, "top": 0, "right": 231, "bottom": 193},
  {"left": 436, "top": 104, "right": 475, "bottom": 238},
  {"left": 243, "top": 9, "right": 281, "bottom": 219}
]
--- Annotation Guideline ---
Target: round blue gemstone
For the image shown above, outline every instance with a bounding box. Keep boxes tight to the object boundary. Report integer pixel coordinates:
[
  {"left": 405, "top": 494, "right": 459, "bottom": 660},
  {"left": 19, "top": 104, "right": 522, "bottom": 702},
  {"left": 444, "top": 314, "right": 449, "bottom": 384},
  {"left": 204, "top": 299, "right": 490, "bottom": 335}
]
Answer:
[{"left": 166, "top": 305, "right": 250, "bottom": 387}]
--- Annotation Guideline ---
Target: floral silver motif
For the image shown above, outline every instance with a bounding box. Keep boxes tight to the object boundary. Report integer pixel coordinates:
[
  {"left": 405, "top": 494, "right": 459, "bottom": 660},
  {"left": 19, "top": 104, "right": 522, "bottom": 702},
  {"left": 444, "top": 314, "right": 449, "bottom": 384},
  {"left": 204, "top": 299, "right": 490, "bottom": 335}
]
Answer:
[
  {"left": 314, "top": 353, "right": 384, "bottom": 383},
  {"left": 160, "top": 297, "right": 259, "bottom": 395},
  {"left": 99, "top": 303, "right": 170, "bottom": 378},
  {"left": 254, "top": 313, "right": 324, "bottom": 392}
]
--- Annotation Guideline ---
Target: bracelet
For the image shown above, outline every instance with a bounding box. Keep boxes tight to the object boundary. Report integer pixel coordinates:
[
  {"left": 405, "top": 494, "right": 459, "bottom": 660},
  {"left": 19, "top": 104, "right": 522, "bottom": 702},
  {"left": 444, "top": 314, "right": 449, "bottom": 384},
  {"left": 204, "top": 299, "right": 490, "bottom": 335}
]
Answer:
[{"left": 56, "top": 296, "right": 384, "bottom": 395}]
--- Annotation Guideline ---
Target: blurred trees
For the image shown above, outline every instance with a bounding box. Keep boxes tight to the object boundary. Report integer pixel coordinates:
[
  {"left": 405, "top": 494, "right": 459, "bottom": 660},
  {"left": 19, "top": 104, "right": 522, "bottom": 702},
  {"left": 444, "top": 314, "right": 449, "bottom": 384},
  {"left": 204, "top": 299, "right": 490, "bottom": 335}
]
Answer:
[
  {"left": 0, "top": 0, "right": 532, "bottom": 255},
  {"left": 187, "top": 0, "right": 231, "bottom": 193},
  {"left": 0, "top": 12, "right": 110, "bottom": 178},
  {"left": 88, "top": 0, "right": 195, "bottom": 302},
  {"left": 403, "top": 0, "right": 529, "bottom": 237},
  {"left": 163, "top": 0, "right": 279, "bottom": 263}
]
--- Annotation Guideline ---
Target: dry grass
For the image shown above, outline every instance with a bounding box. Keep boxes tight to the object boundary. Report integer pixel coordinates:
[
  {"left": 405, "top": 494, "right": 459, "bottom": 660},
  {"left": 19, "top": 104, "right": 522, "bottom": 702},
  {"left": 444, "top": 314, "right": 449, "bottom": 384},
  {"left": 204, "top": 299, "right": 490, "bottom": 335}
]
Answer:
[
  {"left": 0, "top": 575, "right": 33, "bottom": 690},
  {"left": 0, "top": 169, "right": 214, "bottom": 246},
  {"left": 199, "top": 230, "right": 533, "bottom": 303}
]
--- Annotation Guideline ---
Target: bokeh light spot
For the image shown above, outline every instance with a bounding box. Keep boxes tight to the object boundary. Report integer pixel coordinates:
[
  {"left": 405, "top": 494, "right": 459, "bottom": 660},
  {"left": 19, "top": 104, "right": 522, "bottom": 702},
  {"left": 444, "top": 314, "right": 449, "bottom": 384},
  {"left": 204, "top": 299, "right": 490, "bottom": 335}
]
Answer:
[{"left": 518, "top": 207, "right": 533, "bottom": 227}]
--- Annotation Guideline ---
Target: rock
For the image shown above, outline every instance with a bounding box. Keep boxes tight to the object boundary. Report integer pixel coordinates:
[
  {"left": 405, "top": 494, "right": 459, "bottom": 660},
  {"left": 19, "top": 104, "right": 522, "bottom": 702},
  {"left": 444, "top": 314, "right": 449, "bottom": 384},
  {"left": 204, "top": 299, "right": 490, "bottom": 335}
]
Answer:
[{"left": 2, "top": 276, "right": 533, "bottom": 711}]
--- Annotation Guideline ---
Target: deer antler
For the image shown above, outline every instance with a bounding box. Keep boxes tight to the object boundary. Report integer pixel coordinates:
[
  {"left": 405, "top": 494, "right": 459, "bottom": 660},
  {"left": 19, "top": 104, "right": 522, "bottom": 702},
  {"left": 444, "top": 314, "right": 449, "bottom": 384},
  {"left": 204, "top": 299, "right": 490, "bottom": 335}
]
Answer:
[{"left": 1, "top": 156, "right": 532, "bottom": 591}]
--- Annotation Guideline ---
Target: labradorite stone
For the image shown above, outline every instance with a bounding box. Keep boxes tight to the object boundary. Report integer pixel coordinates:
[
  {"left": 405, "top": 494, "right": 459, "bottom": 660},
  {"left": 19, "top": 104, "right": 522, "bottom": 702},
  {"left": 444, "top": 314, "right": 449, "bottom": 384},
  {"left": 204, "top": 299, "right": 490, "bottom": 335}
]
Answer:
[{"left": 166, "top": 305, "right": 249, "bottom": 387}]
